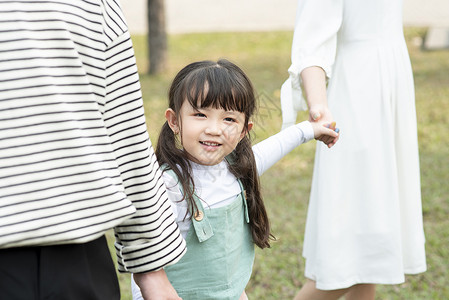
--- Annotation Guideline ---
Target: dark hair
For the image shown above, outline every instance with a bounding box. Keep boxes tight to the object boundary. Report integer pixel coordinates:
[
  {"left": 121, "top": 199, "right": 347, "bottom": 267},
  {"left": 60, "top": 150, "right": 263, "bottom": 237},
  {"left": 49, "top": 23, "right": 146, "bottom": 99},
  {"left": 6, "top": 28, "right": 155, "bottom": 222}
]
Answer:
[{"left": 156, "top": 59, "right": 274, "bottom": 249}]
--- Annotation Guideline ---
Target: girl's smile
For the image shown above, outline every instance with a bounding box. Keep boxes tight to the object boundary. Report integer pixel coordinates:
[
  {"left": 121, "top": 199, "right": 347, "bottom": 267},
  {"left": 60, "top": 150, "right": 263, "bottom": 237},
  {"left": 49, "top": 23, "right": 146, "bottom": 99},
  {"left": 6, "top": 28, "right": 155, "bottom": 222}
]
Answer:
[{"left": 200, "top": 141, "right": 221, "bottom": 148}]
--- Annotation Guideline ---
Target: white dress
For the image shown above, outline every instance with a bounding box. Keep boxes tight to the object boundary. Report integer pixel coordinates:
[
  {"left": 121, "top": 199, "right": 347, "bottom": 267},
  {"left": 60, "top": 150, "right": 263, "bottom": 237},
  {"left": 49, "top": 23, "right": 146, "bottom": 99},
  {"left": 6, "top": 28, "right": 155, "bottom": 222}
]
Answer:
[{"left": 281, "top": 0, "right": 427, "bottom": 290}]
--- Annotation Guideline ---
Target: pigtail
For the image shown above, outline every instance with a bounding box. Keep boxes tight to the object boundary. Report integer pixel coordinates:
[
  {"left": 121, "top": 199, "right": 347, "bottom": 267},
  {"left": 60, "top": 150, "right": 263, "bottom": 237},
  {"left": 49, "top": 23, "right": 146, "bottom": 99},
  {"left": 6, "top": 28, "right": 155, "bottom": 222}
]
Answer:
[
  {"left": 155, "top": 122, "right": 198, "bottom": 218},
  {"left": 228, "top": 135, "right": 275, "bottom": 249}
]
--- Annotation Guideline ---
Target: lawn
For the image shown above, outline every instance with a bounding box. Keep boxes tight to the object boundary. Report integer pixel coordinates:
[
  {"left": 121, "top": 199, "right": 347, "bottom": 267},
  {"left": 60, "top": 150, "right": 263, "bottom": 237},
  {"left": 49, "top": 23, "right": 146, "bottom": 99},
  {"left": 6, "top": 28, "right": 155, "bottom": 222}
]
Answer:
[{"left": 108, "top": 28, "right": 449, "bottom": 299}]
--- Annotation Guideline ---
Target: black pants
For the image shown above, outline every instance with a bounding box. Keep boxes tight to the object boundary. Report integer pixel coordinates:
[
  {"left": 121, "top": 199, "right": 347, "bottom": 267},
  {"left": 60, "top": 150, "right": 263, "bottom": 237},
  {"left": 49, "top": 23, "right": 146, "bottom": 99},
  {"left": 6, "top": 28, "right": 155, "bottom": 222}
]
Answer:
[{"left": 0, "top": 235, "right": 120, "bottom": 300}]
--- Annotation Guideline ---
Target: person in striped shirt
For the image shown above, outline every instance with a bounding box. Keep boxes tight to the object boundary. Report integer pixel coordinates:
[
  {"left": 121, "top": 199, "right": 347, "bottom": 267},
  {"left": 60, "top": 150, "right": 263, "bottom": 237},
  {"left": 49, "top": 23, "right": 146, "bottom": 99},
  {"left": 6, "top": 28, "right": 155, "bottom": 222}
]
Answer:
[{"left": 0, "top": 1, "right": 186, "bottom": 299}]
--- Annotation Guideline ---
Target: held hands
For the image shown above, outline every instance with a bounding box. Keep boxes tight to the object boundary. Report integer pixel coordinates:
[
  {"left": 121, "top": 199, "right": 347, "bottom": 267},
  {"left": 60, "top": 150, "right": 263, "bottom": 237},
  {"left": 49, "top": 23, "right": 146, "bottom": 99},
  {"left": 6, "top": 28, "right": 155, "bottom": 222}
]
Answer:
[
  {"left": 133, "top": 269, "right": 182, "bottom": 300},
  {"left": 309, "top": 105, "right": 340, "bottom": 148}
]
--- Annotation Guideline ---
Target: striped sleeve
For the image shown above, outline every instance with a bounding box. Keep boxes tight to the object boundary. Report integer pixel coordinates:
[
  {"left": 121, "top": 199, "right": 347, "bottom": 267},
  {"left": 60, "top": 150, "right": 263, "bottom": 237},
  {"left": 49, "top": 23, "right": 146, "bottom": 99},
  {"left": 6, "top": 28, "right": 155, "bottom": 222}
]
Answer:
[
  {"left": 0, "top": 0, "right": 136, "bottom": 249},
  {"left": 101, "top": 1, "right": 186, "bottom": 273},
  {"left": 0, "top": 0, "right": 185, "bottom": 273}
]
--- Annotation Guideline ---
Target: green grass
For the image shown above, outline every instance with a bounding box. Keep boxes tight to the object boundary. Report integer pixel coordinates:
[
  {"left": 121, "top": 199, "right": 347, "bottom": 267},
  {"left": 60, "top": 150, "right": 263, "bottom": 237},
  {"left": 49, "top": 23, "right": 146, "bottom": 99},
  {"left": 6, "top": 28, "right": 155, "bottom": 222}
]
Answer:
[{"left": 109, "top": 28, "right": 449, "bottom": 299}]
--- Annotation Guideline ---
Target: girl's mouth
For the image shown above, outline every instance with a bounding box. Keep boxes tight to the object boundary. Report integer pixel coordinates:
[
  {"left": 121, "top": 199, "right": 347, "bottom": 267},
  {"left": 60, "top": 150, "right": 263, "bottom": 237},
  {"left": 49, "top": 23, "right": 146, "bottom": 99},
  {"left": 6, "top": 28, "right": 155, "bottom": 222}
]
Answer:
[{"left": 200, "top": 141, "right": 221, "bottom": 147}]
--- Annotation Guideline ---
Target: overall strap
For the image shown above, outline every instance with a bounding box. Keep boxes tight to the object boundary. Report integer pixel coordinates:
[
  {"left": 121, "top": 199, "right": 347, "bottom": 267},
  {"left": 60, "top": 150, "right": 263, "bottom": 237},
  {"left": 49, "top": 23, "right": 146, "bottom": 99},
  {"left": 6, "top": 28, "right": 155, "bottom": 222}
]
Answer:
[
  {"left": 190, "top": 193, "right": 214, "bottom": 243},
  {"left": 163, "top": 167, "right": 214, "bottom": 242}
]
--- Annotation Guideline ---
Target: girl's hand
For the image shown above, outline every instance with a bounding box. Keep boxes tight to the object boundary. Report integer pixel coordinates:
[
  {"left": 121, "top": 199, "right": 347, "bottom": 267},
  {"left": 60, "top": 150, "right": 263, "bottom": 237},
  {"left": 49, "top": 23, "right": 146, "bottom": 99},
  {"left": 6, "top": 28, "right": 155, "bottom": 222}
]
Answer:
[
  {"left": 311, "top": 121, "right": 340, "bottom": 148},
  {"left": 308, "top": 104, "right": 339, "bottom": 148}
]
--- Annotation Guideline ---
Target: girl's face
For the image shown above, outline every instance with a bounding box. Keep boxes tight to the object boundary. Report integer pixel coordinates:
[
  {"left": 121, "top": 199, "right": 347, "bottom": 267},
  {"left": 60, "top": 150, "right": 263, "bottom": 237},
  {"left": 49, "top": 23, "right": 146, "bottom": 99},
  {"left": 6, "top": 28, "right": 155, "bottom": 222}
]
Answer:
[{"left": 166, "top": 100, "right": 252, "bottom": 166}]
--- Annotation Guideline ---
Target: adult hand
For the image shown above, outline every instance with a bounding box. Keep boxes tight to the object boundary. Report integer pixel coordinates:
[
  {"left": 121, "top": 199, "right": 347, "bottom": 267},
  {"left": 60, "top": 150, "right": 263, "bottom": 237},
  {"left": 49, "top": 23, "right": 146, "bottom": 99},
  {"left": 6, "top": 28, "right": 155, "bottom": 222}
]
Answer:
[
  {"left": 133, "top": 269, "right": 182, "bottom": 300},
  {"left": 309, "top": 104, "right": 333, "bottom": 124}
]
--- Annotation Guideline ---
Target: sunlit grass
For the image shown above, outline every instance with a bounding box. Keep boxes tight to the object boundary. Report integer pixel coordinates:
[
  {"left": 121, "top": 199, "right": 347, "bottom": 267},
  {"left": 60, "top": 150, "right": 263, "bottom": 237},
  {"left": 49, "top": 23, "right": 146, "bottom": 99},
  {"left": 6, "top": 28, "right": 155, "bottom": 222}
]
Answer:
[{"left": 109, "top": 28, "right": 449, "bottom": 299}]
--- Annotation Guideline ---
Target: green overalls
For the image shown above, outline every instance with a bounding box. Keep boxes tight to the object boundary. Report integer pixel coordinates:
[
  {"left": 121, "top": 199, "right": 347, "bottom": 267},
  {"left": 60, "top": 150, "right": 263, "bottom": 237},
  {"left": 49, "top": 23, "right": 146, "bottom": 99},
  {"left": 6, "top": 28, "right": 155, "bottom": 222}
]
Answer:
[{"left": 164, "top": 170, "right": 255, "bottom": 299}]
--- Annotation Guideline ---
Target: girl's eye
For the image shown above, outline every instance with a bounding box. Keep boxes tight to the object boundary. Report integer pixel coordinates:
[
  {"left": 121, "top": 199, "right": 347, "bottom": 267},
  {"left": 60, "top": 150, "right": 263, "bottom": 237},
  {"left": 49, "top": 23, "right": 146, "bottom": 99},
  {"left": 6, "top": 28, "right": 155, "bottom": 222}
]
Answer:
[
  {"left": 194, "top": 113, "right": 206, "bottom": 118},
  {"left": 224, "top": 117, "right": 236, "bottom": 122}
]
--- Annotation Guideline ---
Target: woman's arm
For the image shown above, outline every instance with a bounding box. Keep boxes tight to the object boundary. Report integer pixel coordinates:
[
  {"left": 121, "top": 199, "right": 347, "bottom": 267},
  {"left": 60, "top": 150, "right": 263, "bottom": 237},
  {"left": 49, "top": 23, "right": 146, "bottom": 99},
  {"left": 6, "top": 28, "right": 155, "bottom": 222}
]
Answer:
[
  {"left": 301, "top": 66, "right": 339, "bottom": 147},
  {"left": 281, "top": 0, "right": 343, "bottom": 128},
  {"left": 301, "top": 66, "right": 330, "bottom": 122}
]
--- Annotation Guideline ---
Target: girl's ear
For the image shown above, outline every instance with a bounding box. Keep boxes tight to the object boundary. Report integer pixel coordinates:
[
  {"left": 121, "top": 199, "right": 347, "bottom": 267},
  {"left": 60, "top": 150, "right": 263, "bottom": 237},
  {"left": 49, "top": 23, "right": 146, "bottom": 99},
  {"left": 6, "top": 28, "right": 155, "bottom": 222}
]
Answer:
[
  {"left": 165, "top": 108, "right": 180, "bottom": 134},
  {"left": 240, "top": 121, "right": 253, "bottom": 140}
]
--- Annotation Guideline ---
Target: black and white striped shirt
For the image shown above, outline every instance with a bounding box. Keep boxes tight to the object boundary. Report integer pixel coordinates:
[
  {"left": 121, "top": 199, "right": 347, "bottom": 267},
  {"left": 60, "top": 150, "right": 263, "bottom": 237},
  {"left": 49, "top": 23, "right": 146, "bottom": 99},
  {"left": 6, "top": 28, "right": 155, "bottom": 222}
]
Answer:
[{"left": 0, "top": 0, "right": 186, "bottom": 273}]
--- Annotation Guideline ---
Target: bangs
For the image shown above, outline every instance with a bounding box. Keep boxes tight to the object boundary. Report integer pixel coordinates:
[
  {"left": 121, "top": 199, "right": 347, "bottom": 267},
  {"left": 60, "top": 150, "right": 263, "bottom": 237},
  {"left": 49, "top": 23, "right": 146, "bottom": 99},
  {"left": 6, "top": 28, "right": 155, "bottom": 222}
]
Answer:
[{"left": 180, "top": 63, "right": 255, "bottom": 115}]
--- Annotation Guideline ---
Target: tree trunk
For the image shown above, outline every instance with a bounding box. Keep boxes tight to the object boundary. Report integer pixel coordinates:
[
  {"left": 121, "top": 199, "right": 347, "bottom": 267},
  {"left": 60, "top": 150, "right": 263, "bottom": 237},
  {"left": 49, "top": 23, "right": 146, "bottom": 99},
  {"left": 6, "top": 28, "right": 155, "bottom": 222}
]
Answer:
[{"left": 147, "top": 0, "right": 167, "bottom": 74}]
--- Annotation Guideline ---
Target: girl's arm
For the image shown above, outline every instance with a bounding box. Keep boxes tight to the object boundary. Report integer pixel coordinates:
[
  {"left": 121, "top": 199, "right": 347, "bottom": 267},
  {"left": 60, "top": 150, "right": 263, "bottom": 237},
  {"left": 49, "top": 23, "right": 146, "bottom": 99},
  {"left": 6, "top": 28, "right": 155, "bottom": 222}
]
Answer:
[
  {"left": 253, "top": 120, "right": 338, "bottom": 176},
  {"left": 253, "top": 122, "right": 313, "bottom": 176}
]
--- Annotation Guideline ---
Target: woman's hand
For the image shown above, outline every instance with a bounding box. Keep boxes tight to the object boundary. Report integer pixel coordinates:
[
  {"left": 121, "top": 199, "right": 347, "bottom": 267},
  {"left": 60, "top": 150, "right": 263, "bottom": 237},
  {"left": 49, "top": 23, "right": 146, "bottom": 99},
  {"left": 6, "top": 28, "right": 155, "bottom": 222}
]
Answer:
[{"left": 309, "top": 104, "right": 332, "bottom": 123}]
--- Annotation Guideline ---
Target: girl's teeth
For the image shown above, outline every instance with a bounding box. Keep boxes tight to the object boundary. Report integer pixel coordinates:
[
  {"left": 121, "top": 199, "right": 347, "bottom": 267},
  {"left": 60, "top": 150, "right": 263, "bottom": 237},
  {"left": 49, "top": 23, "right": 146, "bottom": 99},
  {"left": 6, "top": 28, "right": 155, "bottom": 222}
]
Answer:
[{"left": 203, "top": 142, "right": 219, "bottom": 146}]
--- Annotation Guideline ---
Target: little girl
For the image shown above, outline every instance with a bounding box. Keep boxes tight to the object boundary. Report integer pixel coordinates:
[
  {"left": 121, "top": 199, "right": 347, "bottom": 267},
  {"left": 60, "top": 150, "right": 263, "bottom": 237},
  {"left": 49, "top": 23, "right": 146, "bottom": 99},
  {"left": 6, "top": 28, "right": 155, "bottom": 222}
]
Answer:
[{"left": 132, "top": 59, "right": 339, "bottom": 300}]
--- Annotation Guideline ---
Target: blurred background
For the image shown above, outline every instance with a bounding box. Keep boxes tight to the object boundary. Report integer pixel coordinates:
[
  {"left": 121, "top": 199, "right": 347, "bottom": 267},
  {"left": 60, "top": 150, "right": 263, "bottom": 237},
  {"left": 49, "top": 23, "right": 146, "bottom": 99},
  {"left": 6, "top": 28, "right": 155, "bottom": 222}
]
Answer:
[
  {"left": 108, "top": 1, "right": 449, "bottom": 299},
  {"left": 122, "top": 1, "right": 447, "bottom": 34}
]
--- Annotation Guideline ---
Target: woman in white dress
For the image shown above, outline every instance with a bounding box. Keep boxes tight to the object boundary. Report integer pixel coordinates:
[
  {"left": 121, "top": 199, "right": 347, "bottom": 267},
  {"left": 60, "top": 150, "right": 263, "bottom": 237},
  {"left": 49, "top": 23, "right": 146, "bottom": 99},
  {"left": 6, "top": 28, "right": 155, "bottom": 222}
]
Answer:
[{"left": 280, "top": 0, "right": 427, "bottom": 299}]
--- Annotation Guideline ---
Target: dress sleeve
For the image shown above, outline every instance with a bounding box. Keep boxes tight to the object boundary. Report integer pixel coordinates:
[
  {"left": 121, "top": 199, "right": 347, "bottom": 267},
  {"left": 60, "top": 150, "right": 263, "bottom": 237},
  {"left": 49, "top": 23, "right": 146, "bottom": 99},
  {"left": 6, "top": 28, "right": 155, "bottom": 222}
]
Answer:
[
  {"left": 281, "top": 0, "right": 343, "bottom": 129},
  {"left": 102, "top": 0, "right": 186, "bottom": 274},
  {"left": 253, "top": 121, "right": 314, "bottom": 176}
]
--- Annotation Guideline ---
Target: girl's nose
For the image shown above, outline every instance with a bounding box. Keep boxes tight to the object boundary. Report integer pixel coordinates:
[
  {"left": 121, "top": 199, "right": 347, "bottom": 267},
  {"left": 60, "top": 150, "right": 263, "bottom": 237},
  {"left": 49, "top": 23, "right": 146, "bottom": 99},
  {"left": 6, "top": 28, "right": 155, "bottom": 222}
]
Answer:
[{"left": 204, "top": 121, "right": 223, "bottom": 135}]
